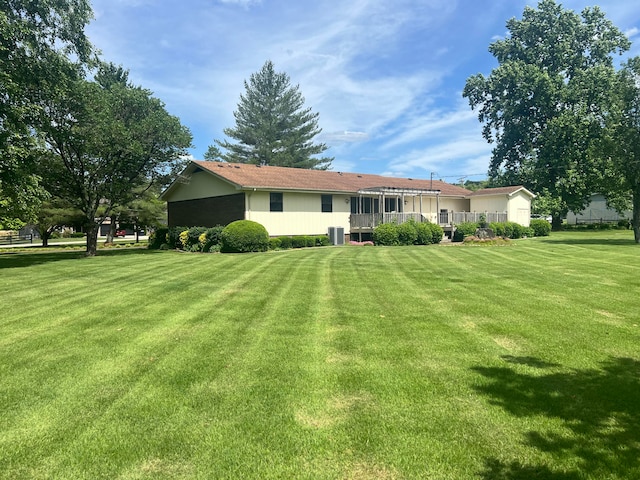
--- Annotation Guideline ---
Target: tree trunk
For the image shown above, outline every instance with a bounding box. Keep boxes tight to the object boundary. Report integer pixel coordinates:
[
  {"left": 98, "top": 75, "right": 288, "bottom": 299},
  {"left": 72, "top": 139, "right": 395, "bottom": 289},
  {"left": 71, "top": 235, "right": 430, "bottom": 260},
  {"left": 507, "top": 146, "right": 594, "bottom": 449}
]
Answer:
[
  {"left": 86, "top": 224, "right": 99, "bottom": 256},
  {"left": 105, "top": 216, "right": 116, "bottom": 244},
  {"left": 551, "top": 215, "right": 563, "bottom": 231},
  {"left": 633, "top": 190, "right": 640, "bottom": 244},
  {"left": 42, "top": 232, "right": 50, "bottom": 247}
]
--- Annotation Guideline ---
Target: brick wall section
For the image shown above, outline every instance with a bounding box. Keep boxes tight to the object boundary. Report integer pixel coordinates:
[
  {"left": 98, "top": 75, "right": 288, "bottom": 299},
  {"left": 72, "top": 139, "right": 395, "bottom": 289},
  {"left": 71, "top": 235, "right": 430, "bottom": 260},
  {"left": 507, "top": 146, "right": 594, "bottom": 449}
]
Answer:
[{"left": 168, "top": 193, "right": 245, "bottom": 227}]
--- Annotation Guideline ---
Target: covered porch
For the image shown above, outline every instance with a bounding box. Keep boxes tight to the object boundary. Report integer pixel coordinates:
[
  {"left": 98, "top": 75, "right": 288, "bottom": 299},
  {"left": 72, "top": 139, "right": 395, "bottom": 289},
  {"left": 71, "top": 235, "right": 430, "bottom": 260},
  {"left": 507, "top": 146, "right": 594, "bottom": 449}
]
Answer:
[
  {"left": 348, "top": 186, "right": 508, "bottom": 236},
  {"left": 349, "top": 186, "right": 440, "bottom": 234}
]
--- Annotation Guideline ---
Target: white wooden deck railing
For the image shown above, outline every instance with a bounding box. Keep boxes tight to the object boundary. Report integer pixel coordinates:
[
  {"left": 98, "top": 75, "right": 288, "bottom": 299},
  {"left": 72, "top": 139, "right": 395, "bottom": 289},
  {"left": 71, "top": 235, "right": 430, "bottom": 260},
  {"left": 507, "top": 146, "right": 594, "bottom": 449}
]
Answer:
[{"left": 350, "top": 211, "right": 508, "bottom": 230}]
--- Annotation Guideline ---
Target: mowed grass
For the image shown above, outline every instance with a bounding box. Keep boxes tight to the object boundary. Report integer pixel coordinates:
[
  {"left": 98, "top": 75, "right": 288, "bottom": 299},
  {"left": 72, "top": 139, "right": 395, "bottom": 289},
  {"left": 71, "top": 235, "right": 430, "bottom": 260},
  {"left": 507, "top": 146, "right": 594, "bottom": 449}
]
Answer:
[{"left": 1, "top": 231, "right": 639, "bottom": 479}]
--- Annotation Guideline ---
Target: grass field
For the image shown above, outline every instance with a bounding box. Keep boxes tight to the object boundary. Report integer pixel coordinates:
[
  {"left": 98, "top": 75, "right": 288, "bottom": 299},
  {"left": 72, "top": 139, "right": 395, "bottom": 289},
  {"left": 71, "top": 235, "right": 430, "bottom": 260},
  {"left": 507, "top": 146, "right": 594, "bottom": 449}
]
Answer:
[{"left": 1, "top": 231, "right": 639, "bottom": 479}]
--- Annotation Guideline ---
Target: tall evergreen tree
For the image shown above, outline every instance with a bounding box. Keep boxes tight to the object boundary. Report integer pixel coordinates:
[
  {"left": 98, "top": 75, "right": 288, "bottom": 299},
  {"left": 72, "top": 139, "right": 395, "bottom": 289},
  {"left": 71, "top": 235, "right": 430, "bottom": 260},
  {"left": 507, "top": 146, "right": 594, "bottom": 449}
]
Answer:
[
  {"left": 463, "top": 0, "right": 629, "bottom": 229},
  {"left": 215, "top": 60, "right": 332, "bottom": 170}
]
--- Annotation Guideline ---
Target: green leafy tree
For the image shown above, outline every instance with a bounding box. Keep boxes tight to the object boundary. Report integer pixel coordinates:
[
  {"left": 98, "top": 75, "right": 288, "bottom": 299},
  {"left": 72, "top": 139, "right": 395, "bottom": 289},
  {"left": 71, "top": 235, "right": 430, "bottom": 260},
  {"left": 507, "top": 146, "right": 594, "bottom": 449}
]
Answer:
[
  {"left": 216, "top": 60, "right": 333, "bottom": 169},
  {"left": 0, "top": 0, "right": 93, "bottom": 222},
  {"left": 463, "top": 0, "right": 629, "bottom": 229},
  {"left": 598, "top": 57, "right": 640, "bottom": 243},
  {"left": 38, "top": 66, "right": 192, "bottom": 256},
  {"left": 118, "top": 186, "right": 167, "bottom": 242},
  {"left": 35, "top": 197, "right": 84, "bottom": 247}
]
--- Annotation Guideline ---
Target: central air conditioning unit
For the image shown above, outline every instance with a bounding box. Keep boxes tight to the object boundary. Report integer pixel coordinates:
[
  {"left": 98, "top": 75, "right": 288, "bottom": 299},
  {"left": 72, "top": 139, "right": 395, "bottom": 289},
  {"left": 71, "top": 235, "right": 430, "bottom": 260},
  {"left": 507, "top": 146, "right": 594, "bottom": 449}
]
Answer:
[{"left": 328, "top": 226, "right": 345, "bottom": 245}]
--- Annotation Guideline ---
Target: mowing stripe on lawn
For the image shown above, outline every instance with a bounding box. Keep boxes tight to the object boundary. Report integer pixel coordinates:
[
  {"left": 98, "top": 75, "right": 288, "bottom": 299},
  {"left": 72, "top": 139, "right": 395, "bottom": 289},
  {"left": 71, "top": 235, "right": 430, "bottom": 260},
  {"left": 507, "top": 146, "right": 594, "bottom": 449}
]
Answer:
[{"left": 1, "top": 233, "right": 639, "bottom": 479}]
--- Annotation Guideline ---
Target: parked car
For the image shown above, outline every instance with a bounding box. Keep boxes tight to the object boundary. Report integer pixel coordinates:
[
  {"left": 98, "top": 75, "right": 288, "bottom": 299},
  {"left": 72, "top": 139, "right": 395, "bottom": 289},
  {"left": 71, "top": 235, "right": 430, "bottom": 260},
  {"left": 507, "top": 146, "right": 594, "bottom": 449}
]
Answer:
[{"left": 115, "top": 229, "right": 127, "bottom": 237}]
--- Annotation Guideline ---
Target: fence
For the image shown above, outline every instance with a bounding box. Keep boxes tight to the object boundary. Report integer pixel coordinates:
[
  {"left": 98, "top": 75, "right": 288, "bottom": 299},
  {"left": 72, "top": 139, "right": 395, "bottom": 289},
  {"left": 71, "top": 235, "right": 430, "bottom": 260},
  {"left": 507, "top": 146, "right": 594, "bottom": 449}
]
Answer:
[
  {"left": 350, "top": 213, "right": 427, "bottom": 230},
  {"left": 0, "top": 234, "right": 34, "bottom": 245},
  {"left": 439, "top": 211, "right": 508, "bottom": 225}
]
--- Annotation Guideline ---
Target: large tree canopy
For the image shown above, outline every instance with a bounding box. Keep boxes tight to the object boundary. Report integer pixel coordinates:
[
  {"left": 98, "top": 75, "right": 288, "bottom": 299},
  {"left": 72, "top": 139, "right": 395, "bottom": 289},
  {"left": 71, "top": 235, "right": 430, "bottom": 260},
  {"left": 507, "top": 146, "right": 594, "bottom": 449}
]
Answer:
[
  {"left": 463, "top": 0, "right": 630, "bottom": 228},
  {"left": 215, "top": 60, "right": 333, "bottom": 170},
  {"left": 598, "top": 57, "right": 640, "bottom": 242},
  {"left": 0, "top": 0, "right": 93, "bottom": 223},
  {"left": 38, "top": 64, "right": 192, "bottom": 255}
]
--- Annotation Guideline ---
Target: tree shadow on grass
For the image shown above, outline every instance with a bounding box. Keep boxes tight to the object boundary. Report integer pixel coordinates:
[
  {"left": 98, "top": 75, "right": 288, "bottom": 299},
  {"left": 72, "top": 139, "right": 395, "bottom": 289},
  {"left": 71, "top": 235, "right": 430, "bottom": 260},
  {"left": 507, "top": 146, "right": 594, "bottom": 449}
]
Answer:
[
  {"left": 0, "top": 247, "right": 161, "bottom": 269},
  {"left": 473, "top": 356, "right": 640, "bottom": 479}
]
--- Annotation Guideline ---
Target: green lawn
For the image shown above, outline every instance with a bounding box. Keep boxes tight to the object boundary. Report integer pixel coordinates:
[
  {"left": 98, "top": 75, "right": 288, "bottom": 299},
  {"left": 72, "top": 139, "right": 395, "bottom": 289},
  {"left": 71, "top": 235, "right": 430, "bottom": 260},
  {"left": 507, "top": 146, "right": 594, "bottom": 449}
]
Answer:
[{"left": 1, "top": 231, "right": 639, "bottom": 479}]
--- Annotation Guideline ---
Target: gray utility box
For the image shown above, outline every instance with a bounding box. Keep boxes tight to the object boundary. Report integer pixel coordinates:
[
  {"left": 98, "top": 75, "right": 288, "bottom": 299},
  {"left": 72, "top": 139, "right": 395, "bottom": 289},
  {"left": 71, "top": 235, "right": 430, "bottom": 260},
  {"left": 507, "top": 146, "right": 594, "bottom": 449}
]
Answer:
[{"left": 328, "top": 226, "right": 345, "bottom": 245}]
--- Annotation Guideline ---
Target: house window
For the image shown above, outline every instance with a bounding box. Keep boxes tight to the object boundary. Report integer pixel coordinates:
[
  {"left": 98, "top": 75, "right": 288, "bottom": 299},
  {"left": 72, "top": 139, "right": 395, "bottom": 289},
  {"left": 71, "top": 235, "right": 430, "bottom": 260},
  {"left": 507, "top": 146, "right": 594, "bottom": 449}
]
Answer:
[
  {"left": 321, "top": 194, "right": 333, "bottom": 213},
  {"left": 270, "top": 192, "right": 283, "bottom": 212},
  {"left": 385, "top": 197, "right": 402, "bottom": 213},
  {"left": 351, "top": 197, "right": 379, "bottom": 214}
]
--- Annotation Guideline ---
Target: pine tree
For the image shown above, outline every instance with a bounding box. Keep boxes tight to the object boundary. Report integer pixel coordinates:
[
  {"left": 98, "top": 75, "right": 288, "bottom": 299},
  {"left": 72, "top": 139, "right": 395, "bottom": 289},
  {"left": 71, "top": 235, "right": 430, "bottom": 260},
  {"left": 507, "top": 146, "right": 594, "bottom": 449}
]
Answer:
[{"left": 215, "top": 61, "right": 332, "bottom": 170}]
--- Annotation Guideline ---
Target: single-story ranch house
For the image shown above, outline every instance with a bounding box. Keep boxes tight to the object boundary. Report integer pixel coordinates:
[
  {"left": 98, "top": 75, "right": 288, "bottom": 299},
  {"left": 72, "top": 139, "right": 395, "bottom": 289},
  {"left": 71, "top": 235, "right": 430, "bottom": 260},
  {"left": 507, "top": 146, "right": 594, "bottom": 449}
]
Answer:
[{"left": 161, "top": 161, "right": 535, "bottom": 241}]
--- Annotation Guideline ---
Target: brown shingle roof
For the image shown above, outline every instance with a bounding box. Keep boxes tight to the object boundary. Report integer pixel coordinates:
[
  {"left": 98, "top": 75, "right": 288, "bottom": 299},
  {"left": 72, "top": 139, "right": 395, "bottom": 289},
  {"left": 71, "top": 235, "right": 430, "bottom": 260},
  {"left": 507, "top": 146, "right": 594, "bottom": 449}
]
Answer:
[{"left": 192, "top": 161, "right": 472, "bottom": 197}]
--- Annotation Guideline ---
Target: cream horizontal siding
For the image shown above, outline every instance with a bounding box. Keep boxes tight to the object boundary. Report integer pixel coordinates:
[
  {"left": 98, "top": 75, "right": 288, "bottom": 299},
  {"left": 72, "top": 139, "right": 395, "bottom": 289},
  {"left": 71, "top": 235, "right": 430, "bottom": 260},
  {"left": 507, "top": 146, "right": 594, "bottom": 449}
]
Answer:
[
  {"left": 439, "top": 198, "right": 470, "bottom": 213},
  {"left": 507, "top": 192, "right": 531, "bottom": 226},
  {"left": 246, "top": 191, "right": 351, "bottom": 236},
  {"left": 469, "top": 196, "right": 508, "bottom": 215},
  {"left": 164, "top": 171, "right": 238, "bottom": 202},
  {"left": 469, "top": 193, "right": 531, "bottom": 226}
]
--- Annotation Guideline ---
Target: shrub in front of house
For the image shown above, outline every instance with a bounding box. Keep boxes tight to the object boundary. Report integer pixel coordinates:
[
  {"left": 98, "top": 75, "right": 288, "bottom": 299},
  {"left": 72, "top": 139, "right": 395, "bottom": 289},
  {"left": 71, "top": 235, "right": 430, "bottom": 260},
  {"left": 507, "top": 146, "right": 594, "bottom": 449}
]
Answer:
[
  {"left": 397, "top": 221, "right": 418, "bottom": 245},
  {"left": 180, "top": 226, "right": 207, "bottom": 252},
  {"left": 489, "top": 222, "right": 504, "bottom": 237},
  {"left": 202, "top": 225, "right": 224, "bottom": 251},
  {"left": 291, "top": 236, "right": 307, "bottom": 248},
  {"left": 618, "top": 219, "right": 631, "bottom": 229},
  {"left": 414, "top": 221, "right": 433, "bottom": 245},
  {"left": 529, "top": 219, "right": 551, "bottom": 237},
  {"left": 278, "top": 236, "right": 293, "bottom": 249},
  {"left": 453, "top": 222, "right": 479, "bottom": 242},
  {"left": 316, "top": 235, "right": 331, "bottom": 246},
  {"left": 268, "top": 237, "right": 282, "bottom": 250},
  {"left": 268, "top": 235, "right": 329, "bottom": 250},
  {"left": 373, "top": 223, "right": 400, "bottom": 246},
  {"left": 148, "top": 227, "right": 169, "bottom": 249},
  {"left": 221, "top": 220, "right": 269, "bottom": 253},
  {"left": 166, "top": 226, "right": 188, "bottom": 249},
  {"left": 427, "top": 223, "right": 444, "bottom": 244}
]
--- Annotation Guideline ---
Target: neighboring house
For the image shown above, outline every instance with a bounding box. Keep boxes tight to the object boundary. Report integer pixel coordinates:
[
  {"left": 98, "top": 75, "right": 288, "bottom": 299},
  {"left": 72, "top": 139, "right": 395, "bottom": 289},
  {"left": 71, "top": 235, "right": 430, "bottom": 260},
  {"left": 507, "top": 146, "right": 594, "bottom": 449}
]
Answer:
[
  {"left": 566, "top": 194, "right": 632, "bottom": 224},
  {"left": 160, "top": 161, "right": 535, "bottom": 240}
]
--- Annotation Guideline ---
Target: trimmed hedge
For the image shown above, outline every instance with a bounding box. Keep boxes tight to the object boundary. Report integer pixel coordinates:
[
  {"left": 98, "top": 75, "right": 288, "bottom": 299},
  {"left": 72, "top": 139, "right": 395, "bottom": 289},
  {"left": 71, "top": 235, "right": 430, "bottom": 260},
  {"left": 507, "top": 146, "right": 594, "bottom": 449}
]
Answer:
[
  {"left": 203, "top": 225, "right": 224, "bottom": 251},
  {"left": 397, "top": 222, "right": 418, "bottom": 245},
  {"left": 150, "top": 226, "right": 329, "bottom": 253},
  {"left": 427, "top": 223, "right": 444, "bottom": 244},
  {"left": 373, "top": 223, "right": 400, "bottom": 246},
  {"left": 373, "top": 220, "right": 443, "bottom": 246},
  {"left": 453, "top": 222, "right": 479, "bottom": 242},
  {"left": 148, "top": 227, "right": 169, "bottom": 249},
  {"left": 530, "top": 219, "right": 551, "bottom": 237},
  {"left": 221, "top": 220, "right": 269, "bottom": 253},
  {"left": 271, "top": 235, "right": 330, "bottom": 250}
]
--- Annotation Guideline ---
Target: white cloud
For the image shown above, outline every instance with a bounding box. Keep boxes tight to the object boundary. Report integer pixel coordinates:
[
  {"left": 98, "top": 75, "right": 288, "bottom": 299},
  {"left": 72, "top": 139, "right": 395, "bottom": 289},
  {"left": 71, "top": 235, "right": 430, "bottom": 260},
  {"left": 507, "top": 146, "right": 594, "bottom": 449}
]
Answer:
[
  {"left": 218, "top": 0, "right": 262, "bottom": 6},
  {"left": 321, "top": 131, "right": 370, "bottom": 143},
  {"left": 385, "top": 130, "right": 492, "bottom": 179}
]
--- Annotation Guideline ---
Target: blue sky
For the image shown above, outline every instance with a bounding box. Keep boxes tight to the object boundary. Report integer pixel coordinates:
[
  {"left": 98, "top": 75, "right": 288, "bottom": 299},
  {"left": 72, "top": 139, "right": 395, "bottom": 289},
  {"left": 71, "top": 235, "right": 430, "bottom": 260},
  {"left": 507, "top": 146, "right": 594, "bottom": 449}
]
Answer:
[{"left": 86, "top": 0, "right": 640, "bottom": 182}]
